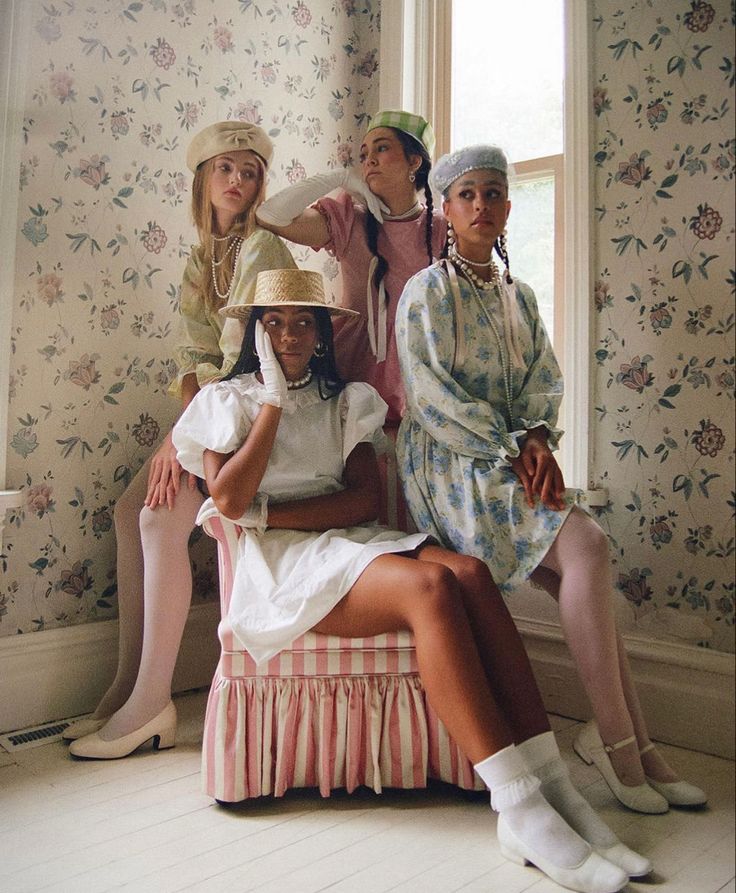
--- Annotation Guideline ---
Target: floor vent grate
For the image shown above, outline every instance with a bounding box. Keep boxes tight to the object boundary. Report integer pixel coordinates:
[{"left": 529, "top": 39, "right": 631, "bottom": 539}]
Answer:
[{"left": 0, "top": 719, "right": 74, "bottom": 753}]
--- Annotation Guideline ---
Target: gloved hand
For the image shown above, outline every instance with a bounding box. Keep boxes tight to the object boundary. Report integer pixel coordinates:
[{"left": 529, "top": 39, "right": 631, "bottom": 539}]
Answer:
[
  {"left": 255, "top": 319, "right": 288, "bottom": 408},
  {"left": 233, "top": 492, "right": 269, "bottom": 535},
  {"left": 256, "top": 167, "right": 389, "bottom": 226}
]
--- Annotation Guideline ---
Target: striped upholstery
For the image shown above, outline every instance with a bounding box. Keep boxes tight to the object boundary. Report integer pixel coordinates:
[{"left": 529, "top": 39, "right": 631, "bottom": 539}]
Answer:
[{"left": 200, "top": 512, "right": 483, "bottom": 802}]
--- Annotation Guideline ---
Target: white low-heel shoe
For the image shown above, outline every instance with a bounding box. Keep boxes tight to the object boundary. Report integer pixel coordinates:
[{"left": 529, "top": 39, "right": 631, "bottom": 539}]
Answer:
[
  {"left": 597, "top": 842, "right": 652, "bottom": 878},
  {"left": 640, "top": 742, "right": 707, "bottom": 807},
  {"left": 498, "top": 815, "right": 628, "bottom": 893},
  {"left": 573, "top": 721, "right": 668, "bottom": 814},
  {"left": 69, "top": 702, "right": 177, "bottom": 760},
  {"left": 62, "top": 716, "right": 109, "bottom": 741}
]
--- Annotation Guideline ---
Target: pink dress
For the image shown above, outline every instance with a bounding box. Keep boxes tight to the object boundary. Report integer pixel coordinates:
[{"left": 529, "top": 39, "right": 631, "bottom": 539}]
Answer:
[{"left": 316, "top": 192, "right": 446, "bottom": 425}]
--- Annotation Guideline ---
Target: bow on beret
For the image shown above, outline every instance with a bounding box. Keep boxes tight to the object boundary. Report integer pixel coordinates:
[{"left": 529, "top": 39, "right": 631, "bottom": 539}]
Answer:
[{"left": 186, "top": 122, "right": 274, "bottom": 172}]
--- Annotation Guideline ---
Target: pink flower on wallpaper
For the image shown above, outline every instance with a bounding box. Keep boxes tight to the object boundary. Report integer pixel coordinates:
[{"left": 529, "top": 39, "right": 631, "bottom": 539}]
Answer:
[
  {"left": 649, "top": 518, "right": 673, "bottom": 547},
  {"left": 110, "top": 110, "right": 131, "bottom": 138},
  {"left": 132, "top": 413, "right": 161, "bottom": 447},
  {"left": 178, "top": 101, "right": 201, "bottom": 129},
  {"left": 150, "top": 37, "right": 176, "bottom": 69},
  {"left": 684, "top": 1, "right": 715, "bottom": 32},
  {"left": 213, "top": 25, "right": 234, "bottom": 53},
  {"left": 292, "top": 1, "right": 312, "bottom": 27},
  {"left": 356, "top": 50, "right": 378, "bottom": 78},
  {"left": 78, "top": 155, "right": 109, "bottom": 189},
  {"left": 232, "top": 100, "right": 262, "bottom": 124},
  {"left": 593, "top": 86, "right": 610, "bottom": 116},
  {"left": 285, "top": 159, "right": 306, "bottom": 184},
  {"left": 594, "top": 279, "right": 612, "bottom": 311},
  {"left": 690, "top": 204, "right": 722, "bottom": 240},
  {"left": 617, "top": 568, "right": 653, "bottom": 606},
  {"left": 692, "top": 419, "right": 726, "bottom": 457},
  {"left": 645, "top": 99, "right": 668, "bottom": 127},
  {"left": 649, "top": 304, "right": 672, "bottom": 332},
  {"left": 141, "top": 222, "right": 168, "bottom": 254},
  {"left": 616, "top": 152, "right": 651, "bottom": 187},
  {"left": 59, "top": 561, "right": 93, "bottom": 597},
  {"left": 616, "top": 355, "right": 654, "bottom": 392},
  {"left": 336, "top": 142, "right": 353, "bottom": 167},
  {"left": 37, "top": 272, "right": 64, "bottom": 306},
  {"left": 49, "top": 71, "right": 75, "bottom": 103},
  {"left": 261, "top": 62, "right": 278, "bottom": 85},
  {"left": 100, "top": 306, "right": 121, "bottom": 332},
  {"left": 26, "top": 484, "right": 55, "bottom": 518},
  {"left": 64, "top": 354, "right": 101, "bottom": 390}
]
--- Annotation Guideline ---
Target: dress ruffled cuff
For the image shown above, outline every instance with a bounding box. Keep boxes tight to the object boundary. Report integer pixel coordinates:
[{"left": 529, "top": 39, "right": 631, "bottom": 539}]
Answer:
[{"left": 516, "top": 418, "right": 564, "bottom": 452}]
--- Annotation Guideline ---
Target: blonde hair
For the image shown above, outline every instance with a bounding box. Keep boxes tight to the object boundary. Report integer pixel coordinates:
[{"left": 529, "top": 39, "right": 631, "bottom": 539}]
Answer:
[{"left": 191, "top": 152, "right": 267, "bottom": 312}]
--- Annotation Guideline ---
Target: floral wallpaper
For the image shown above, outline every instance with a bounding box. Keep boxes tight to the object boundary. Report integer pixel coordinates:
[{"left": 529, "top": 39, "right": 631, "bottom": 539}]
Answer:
[
  {"left": 1, "top": 0, "right": 379, "bottom": 637},
  {"left": 591, "top": 0, "right": 734, "bottom": 652}
]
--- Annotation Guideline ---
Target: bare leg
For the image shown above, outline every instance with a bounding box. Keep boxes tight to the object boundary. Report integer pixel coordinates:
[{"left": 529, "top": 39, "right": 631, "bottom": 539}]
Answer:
[
  {"left": 97, "top": 476, "right": 204, "bottom": 740},
  {"left": 313, "top": 549, "right": 512, "bottom": 762},
  {"left": 417, "top": 546, "right": 549, "bottom": 743}
]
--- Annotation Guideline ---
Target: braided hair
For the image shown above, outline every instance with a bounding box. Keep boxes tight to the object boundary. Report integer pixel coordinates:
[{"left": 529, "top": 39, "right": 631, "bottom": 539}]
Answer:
[
  {"left": 364, "top": 128, "right": 434, "bottom": 305},
  {"left": 225, "top": 306, "right": 346, "bottom": 400}
]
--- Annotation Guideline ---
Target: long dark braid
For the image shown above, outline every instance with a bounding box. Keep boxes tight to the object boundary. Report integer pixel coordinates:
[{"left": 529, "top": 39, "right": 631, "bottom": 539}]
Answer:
[{"left": 364, "top": 128, "right": 434, "bottom": 305}]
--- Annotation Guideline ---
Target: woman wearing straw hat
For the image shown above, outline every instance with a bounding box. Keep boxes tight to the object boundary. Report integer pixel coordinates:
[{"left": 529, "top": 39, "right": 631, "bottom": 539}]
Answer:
[
  {"left": 68, "top": 122, "right": 295, "bottom": 759},
  {"left": 167, "top": 267, "right": 638, "bottom": 893},
  {"left": 395, "top": 144, "right": 706, "bottom": 825}
]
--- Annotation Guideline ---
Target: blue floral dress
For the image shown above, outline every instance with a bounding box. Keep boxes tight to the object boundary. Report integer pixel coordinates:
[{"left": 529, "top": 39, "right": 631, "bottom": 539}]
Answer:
[{"left": 396, "top": 262, "right": 577, "bottom": 591}]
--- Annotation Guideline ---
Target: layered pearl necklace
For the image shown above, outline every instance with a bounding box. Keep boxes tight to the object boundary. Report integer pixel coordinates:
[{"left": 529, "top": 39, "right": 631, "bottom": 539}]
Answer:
[
  {"left": 448, "top": 243, "right": 500, "bottom": 291},
  {"left": 286, "top": 369, "right": 312, "bottom": 390},
  {"left": 211, "top": 234, "right": 244, "bottom": 301}
]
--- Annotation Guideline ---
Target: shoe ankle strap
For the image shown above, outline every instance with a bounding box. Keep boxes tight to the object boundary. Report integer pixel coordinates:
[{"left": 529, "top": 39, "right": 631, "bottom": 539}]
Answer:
[
  {"left": 639, "top": 742, "right": 656, "bottom": 756},
  {"left": 603, "top": 734, "right": 637, "bottom": 754}
]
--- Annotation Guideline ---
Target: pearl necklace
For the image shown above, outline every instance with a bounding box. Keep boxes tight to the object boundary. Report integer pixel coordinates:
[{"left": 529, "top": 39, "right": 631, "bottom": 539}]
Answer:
[
  {"left": 286, "top": 369, "right": 312, "bottom": 390},
  {"left": 384, "top": 201, "right": 422, "bottom": 221},
  {"left": 457, "top": 265, "right": 514, "bottom": 425},
  {"left": 211, "top": 235, "right": 244, "bottom": 301},
  {"left": 448, "top": 246, "right": 500, "bottom": 291}
]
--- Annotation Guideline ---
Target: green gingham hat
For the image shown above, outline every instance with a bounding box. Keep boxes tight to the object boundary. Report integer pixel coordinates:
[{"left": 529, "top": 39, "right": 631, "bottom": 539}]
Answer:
[{"left": 366, "top": 109, "right": 436, "bottom": 158}]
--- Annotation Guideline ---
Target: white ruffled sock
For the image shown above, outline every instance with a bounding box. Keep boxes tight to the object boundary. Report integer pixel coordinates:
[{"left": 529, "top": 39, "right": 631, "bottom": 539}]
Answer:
[{"left": 474, "top": 745, "right": 590, "bottom": 870}]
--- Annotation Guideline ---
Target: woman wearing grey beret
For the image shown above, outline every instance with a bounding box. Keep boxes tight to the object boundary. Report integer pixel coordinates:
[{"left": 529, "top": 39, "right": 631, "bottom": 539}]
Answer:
[
  {"left": 395, "top": 143, "right": 707, "bottom": 877},
  {"left": 66, "top": 121, "right": 295, "bottom": 759}
]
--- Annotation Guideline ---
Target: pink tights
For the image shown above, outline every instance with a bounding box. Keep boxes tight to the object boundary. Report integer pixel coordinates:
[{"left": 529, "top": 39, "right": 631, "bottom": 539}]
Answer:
[
  {"left": 533, "top": 507, "right": 678, "bottom": 785},
  {"left": 91, "top": 453, "right": 205, "bottom": 740}
]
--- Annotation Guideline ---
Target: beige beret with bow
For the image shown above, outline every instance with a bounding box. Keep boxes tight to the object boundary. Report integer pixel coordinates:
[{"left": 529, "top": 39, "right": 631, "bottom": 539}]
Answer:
[{"left": 186, "top": 121, "right": 273, "bottom": 172}]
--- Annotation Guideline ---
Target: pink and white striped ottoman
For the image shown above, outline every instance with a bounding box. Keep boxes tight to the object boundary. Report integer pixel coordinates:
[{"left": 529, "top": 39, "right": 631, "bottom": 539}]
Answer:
[{"left": 201, "top": 513, "right": 483, "bottom": 802}]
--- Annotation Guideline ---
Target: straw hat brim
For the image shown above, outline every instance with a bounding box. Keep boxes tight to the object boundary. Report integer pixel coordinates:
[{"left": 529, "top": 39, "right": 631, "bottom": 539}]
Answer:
[{"left": 220, "top": 301, "right": 360, "bottom": 320}]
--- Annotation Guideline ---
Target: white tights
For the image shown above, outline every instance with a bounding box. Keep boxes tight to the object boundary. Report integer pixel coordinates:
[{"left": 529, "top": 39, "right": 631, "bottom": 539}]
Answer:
[
  {"left": 91, "top": 451, "right": 205, "bottom": 740},
  {"left": 534, "top": 506, "right": 677, "bottom": 785}
]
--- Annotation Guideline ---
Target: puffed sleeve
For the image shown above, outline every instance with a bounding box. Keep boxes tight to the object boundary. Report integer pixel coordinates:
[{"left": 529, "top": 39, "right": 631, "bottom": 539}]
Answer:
[
  {"left": 313, "top": 191, "right": 356, "bottom": 260},
  {"left": 169, "top": 247, "right": 221, "bottom": 399},
  {"left": 216, "top": 228, "right": 298, "bottom": 380},
  {"left": 510, "top": 282, "right": 564, "bottom": 451},
  {"left": 339, "top": 382, "right": 390, "bottom": 460},
  {"left": 172, "top": 381, "right": 253, "bottom": 479},
  {"left": 396, "top": 267, "right": 521, "bottom": 462}
]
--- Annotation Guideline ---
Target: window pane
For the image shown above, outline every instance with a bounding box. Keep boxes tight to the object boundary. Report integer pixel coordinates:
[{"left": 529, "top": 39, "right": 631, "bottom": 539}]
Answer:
[
  {"left": 451, "top": 0, "right": 564, "bottom": 162},
  {"left": 506, "top": 174, "right": 556, "bottom": 343}
]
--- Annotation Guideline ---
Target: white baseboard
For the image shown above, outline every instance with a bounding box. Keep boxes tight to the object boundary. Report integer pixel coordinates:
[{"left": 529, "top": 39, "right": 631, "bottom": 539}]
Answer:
[
  {"left": 0, "top": 602, "right": 220, "bottom": 734},
  {"left": 1, "top": 606, "right": 733, "bottom": 761},
  {"left": 518, "top": 616, "right": 735, "bottom": 760}
]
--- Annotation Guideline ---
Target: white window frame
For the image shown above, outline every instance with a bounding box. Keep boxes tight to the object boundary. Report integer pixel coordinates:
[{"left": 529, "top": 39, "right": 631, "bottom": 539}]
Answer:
[
  {"left": 0, "top": 0, "right": 30, "bottom": 527},
  {"left": 379, "top": 0, "right": 593, "bottom": 490}
]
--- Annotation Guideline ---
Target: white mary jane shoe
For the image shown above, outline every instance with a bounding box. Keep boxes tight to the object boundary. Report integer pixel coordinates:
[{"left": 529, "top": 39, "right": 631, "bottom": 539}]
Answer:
[
  {"left": 498, "top": 814, "right": 628, "bottom": 893},
  {"left": 641, "top": 742, "right": 708, "bottom": 807},
  {"left": 69, "top": 702, "right": 177, "bottom": 760},
  {"left": 573, "top": 721, "right": 668, "bottom": 814}
]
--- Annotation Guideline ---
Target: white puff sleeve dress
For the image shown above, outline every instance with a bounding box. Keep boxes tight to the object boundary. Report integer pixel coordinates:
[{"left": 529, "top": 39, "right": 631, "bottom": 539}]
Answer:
[{"left": 173, "top": 374, "right": 429, "bottom": 664}]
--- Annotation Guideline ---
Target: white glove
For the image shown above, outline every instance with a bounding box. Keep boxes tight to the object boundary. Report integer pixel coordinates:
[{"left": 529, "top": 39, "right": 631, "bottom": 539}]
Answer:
[
  {"left": 255, "top": 319, "right": 287, "bottom": 408},
  {"left": 256, "top": 167, "right": 389, "bottom": 226},
  {"left": 233, "top": 492, "right": 269, "bottom": 535}
]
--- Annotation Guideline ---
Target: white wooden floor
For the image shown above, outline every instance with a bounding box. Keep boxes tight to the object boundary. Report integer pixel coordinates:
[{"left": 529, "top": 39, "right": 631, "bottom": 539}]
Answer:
[{"left": 0, "top": 691, "right": 733, "bottom": 893}]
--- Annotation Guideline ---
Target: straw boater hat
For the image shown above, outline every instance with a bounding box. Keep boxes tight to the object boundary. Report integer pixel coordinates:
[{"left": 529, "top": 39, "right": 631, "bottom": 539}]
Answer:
[
  {"left": 186, "top": 121, "right": 274, "bottom": 172},
  {"left": 220, "top": 269, "right": 359, "bottom": 320}
]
